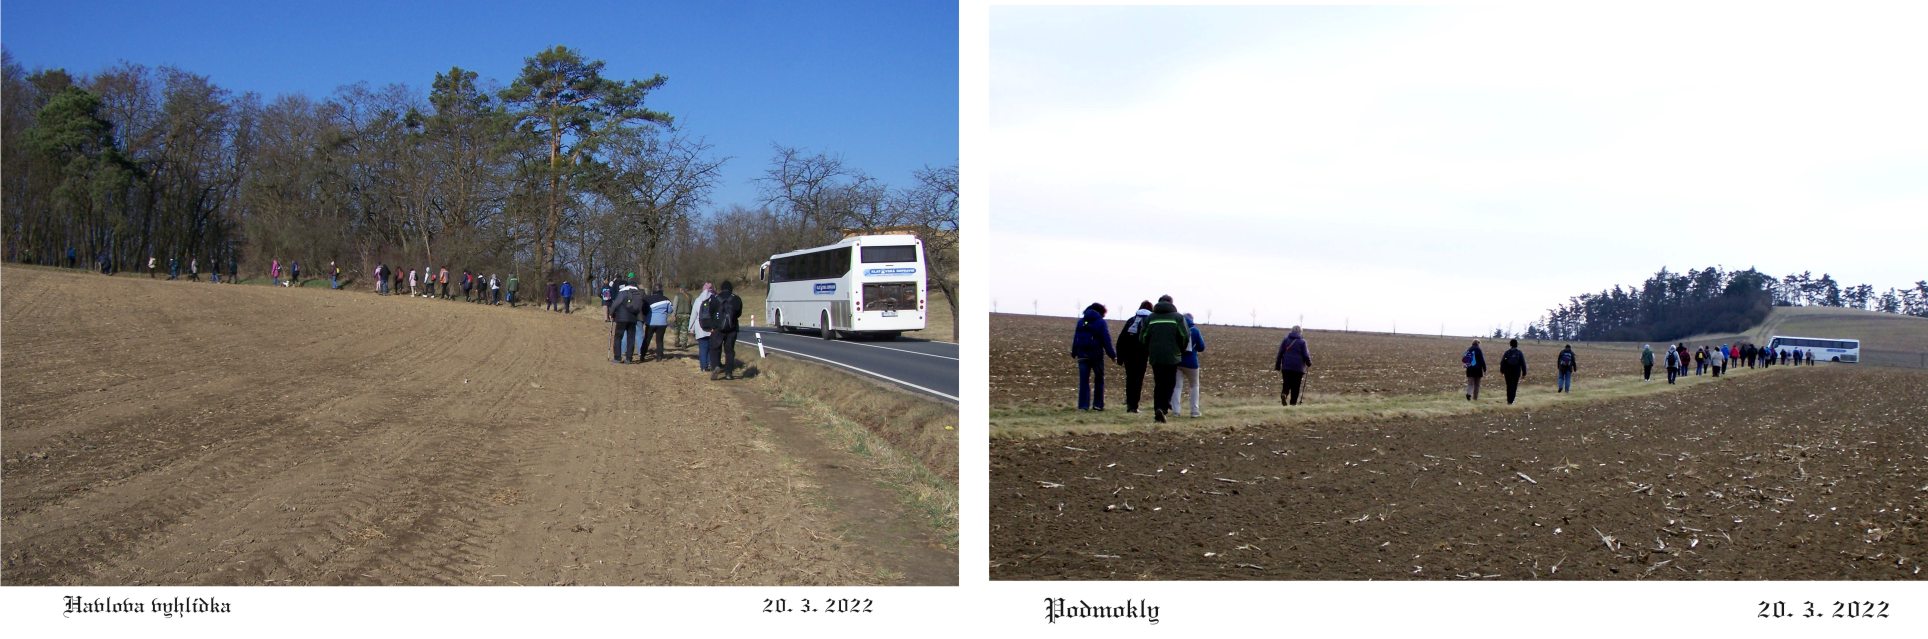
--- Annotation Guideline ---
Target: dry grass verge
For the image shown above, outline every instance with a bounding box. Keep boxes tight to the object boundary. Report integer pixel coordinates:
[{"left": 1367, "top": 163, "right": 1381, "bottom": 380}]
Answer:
[{"left": 755, "top": 357, "right": 959, "bottom": 543}]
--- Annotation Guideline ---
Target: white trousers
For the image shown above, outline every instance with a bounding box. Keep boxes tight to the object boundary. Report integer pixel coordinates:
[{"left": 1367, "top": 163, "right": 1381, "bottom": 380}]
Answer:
[{"left": 1172, "top": 366, "right": 1201, "bottom": 417}]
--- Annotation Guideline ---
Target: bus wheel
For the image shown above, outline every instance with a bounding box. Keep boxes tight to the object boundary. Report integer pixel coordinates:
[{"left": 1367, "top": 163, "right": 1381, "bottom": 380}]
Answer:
[
  {"left": 820, "top": 310, "right": 836, "bottom": 340},
  {"left": 1831, "top": 356, "right": 1840, "bottom": 363},
  {"left": 878, "top": 331, "right": 901, "bottom": 341},
  {"left": 774, "top": 310, "right": 792, "bottom": 333}
]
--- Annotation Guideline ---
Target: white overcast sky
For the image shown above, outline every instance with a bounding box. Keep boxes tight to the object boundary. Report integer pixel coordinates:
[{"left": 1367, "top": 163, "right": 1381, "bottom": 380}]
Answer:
[{"left": 989, "top": 5, "right": 1928, "bottom": 335}]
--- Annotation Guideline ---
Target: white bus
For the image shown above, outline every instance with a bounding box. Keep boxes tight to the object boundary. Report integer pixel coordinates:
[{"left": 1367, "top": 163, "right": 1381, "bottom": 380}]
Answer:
[
  {"left": 761, "top": 234, "right": 926, "bottom": 340},
  {"left": 1767, "top": 335, "right": 1860, "bottom": 363}
]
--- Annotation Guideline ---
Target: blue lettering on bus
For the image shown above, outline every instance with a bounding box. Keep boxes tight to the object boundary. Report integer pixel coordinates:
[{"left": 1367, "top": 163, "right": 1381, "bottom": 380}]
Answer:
[
  {"left": 864, "top": 268, "right": 917, "bottom": 276},
  {"left": 813, "top": 283, "right": 837, "bottom": 295}
]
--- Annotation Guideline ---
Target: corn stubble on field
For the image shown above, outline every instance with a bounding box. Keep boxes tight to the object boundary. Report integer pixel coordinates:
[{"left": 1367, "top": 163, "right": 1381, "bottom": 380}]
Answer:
[
  {"left": 989, "top": 313, "right": 1928, "bottom": 580},
  {"left": 1, "top": 266, "right": 953, "bottom": 585}
]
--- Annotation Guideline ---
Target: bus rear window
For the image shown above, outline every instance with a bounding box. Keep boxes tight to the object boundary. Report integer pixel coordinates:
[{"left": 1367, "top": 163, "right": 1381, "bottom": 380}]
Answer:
[{"left": 861, "top": 245, "right": 917, "bottom": 263}]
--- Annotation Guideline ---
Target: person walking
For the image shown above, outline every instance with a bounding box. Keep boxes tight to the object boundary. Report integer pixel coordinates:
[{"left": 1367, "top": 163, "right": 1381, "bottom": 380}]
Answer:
[
  {"left": 1555, "top": 344, "right": 1577, "bottom": 393},
  {"left": 610, "top": 278, "right": 642, "bottom": 364},
  {"left": 1715, "top": 344, "right": 1728, "bottom": 377},
  {"left": 290, "top": 260, "right": 301, "bottom": 287},
  {"left": 147, "top": 256, "right": 157, "bottom": 278},
  {"left": 1665, "top": 346, "right": 1680, "bottom": 384},
  {"left": 1500, "top": 339, "right": 1528, "bottom": 404},
  {"left": 210, "top": 257, "right": 221, "bottom": 283},
  {"left": 712, "top": 281, "right": 744, "bottom": 380},
  {"left": 67, "top": 246, "right": 77, "bottom": 269},
  {"left": 1463, "top": 339, "right": 1488, "bottom": 401},
  {"left": 546, "top": 281, "right": 560, "bottom": 311},
  {"left": 489, "top": 273, "right": 501, "bottom": 305},
  {"left": 1641, "top": 344, "right": 1655, "bottom": 382},
  {"left": 689, "top": 283, "right": 715, "bottom": 372},
  {"left": 169, "top": 257, "right": 180, "bottom": 280},
  {"left": 1274, "top": 325, "right": 1312, "bottom": 406},
  {"left": 188, "top": 257, "right": 200, "bottom": 281},
  {"left": 671, "top": 287, "right": 689, "bottom": 347},
  {"left": 1070, "top": 302, "right": 1116, "bottom": 411},
  {"left": 1139, "top": 296, "right": 1189, "bottom": 423},
  {"left": 1171, "top": 313, "right": 1207, "bottom": 418},
  {"left": 1115, "top": 301, "right": 1153, "bottom": 413},
  {"left": 229, "top": 257, "right": 238, "bottom": 284},
  {"left": 375, "top": 263, "right": 387, "bottom": 295},
  {"left": 1694, "top": 347, "right": 1706, "bottom": 375},
  {"left": 1806, "top": 349, "right": 1815, "bottom": 365},
  {"left": 506, "top": 273, "right": 520, "bottom": 307},
  {"left": 438, "top": 267, "right": 450, "bottom": 299},
  {"left": 561, "top": 279, "right": 574, "bottom": 314},
  {"left": 642, "top": 287, "right": 672, "bottom": 362},
  {"left": 408, "top": 268, "right": 419, "bottom": 297},
  {"left": 600, "top": 277, "right": 615, "bottom": 321},
  {"left": 330, "top": 261, "right": 340, "bottom": 290}
]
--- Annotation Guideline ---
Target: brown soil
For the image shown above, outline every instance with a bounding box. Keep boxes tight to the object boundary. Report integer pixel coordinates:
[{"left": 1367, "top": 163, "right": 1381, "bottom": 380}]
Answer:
[
  {"left": 1, "top": 265, "right": 952, "bottom": 585},
  {"left": 991, "top": 363, "right": 1928, "bottom": 580}
]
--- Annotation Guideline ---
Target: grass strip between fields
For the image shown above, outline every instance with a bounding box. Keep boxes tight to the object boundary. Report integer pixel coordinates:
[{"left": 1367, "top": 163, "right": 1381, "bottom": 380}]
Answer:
[
  {"left": 991, "top": 365, "right": 1796, "bottom": 439},
  {"left": 758, "top": 358, "right": 959, "bottom": 547}
]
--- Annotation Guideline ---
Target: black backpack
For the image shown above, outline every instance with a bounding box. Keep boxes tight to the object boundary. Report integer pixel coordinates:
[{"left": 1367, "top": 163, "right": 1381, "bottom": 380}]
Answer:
[
  {"left": 698, "top": 295, "right": 719, "bottom": 331},
  {"left": 623, "top": 289, "right": 642, "bottom": 315},
  {"left": 1559, "top": 351, "right": 1575, "bottom": 368},
  {"left": 716, "top": 294, "right": 739, "bottom": 332}
]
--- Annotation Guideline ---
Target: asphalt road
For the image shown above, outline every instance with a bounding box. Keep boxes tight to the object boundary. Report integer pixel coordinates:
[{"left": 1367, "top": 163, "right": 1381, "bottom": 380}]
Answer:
[{"left": 740, "top": 327, "right": 959, "bottom": 403}]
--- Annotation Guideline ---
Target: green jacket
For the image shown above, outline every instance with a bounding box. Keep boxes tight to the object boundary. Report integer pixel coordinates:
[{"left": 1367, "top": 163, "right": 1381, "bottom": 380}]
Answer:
[
  {"left": 1641, "top": 348, "right": 1654, "bottom": 366},
  {"left": 507, "top": 276, "right": 519, "bottom": 292},
  {"left": 1139, "top": 303, "right": 1189, "bottom": 366}
]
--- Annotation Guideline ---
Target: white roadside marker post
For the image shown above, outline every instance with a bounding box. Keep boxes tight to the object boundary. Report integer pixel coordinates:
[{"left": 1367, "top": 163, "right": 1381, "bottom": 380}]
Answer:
[{"left": 757, "top": 332, "right": 766, "bottom": 358}]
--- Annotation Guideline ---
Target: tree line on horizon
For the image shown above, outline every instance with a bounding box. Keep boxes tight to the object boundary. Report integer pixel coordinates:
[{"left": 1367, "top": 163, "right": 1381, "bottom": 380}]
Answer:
[
  {"left": 0, "top": 45, "right": 959, "bottom": 335},
  {"left": 1518, "top": 266, "right": 1928, "bottom": 343}
]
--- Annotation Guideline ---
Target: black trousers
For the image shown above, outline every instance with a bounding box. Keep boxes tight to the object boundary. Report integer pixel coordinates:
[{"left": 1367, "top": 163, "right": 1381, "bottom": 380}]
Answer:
[
  {"left": 612, "top": 321, "right": 637, "bottom": 361},
  {"left": 1503, "top": 374, "right": 1521, "bottom": 404},
  {"left": 1122, "top": 359, "right": 1147, "bottom": 411},
  {"left": 1667, "top": 366, "right": 1678, "bottom": 383},
  {"left": 1281, "top": 370, "right": 1305, "bottom": 405},
  {"left": 1151, "top": 364, "right": 1179, "bottom": 416},
  {"left": 1642, "top": 364, "right": 1652, "bottom": 380},
  {"left": 641, "top": 325, "right": 667, "bottom": 360},
  {"left": 717, "top": 330, "right": 740, "bottom": 375}
]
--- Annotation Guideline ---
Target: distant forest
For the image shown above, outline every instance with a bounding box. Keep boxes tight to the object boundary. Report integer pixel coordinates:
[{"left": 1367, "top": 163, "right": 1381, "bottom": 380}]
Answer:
[
  {"left": 1520, "top": 267, "right": 1928, "bottom": 342},
  {"left": 0, "top": 45, "right": 958, "bottom": 332}
]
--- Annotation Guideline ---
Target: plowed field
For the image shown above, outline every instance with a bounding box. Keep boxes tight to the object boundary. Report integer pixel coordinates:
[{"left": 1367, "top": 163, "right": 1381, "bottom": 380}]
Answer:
[
  {"left": 3, "top": 265, "right": 952, "bottom": 585},
  {"left": 990, "top": 314, "right": 1928, "bottom": 580}
]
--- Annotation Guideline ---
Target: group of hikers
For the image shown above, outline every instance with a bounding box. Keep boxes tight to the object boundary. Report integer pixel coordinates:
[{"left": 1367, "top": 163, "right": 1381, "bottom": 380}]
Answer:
[
  {"left": 1464, "top": 338, "right": 1824, "bottom": 405},
  {"left": 140, "top": 255, "right": 239, "bottom": 283},
  {"left": 371, "top": 263, "right": 525, "bottom": 305},
  {"left": 602, "top": 275, "right": 745, "bottom": 380},
  {"left": 1073, "top": 298, "right": 1835, "bottom": 417},
  {"left": 1071, "top": 295, "right": 1231, "bottom": 423}
]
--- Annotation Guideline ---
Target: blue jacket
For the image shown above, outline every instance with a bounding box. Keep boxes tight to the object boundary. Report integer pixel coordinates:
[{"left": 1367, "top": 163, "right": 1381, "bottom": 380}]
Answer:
[
  {"left": 1178, "top": 316, "right": 1206, "bottom": 369},
  {"left": 560, "top": 281, "right": 573, "bottom": 299},
  {"left": 1275, "top": 330, "right": 1310, "bottom": 372},
  {"left": 1070, "top": 306, "right": 1116, "bottom": 360}
]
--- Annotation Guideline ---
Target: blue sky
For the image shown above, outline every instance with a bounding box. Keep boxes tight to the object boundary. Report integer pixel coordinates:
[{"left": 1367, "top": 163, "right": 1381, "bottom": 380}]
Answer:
[
  {"left": 3, "top": 0, "right": 957, "bottom": 209},
  {"left": 990, "top": 5, "right": 1928, "bottom": 335}
]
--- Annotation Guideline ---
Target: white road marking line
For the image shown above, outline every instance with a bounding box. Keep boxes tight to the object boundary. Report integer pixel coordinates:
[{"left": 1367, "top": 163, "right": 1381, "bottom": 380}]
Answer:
[
  {"left": 757, "top": 344, "right": 958, "bottom": 403},
  {"left": 759, "top": 330, "right": 959, "bottom": 360}
]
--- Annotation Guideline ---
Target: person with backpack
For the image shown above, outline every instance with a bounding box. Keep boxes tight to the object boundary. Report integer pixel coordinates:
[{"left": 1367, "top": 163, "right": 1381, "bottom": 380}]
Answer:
[
  {"left": 491, "top": 274, "right": 503, "bottom": 305},
  {"left": 610, "top": 278, "right": 643, "bottom": 364},
  {"left": 1555, "top": 344, "right": 1577, "bottom": 393},
  {"left": 1714, "top": 344, "right": 1727, "bottom": 377},
  {"left": 1694, "top": 347, "right": 1706, "bottom": 375},
  {"left": 290, "top": 260, "right": 300, "bottom": 287},
  {"left": 1274, "top": 325, "right": 1312, "bottom": 406},
  {"left": 690, "top": 283, "right": 715, "bottom": 372},
  {"left": 1500, "top": 339, "right": 1529, "bottom": 404},
  {"left": 642, "top": 287, "right": 673, "bottom": 362},
  {"left": 1640, "top": 344, "right": 1654, "bottom": 382},
  {"left": 1463, "top": 339, "right": 1488, "bottom": 401},
  {"left": 601, "top": 277, "right": 615, "bottom": 321},
  {"left": 1070, "top": 302, "right": 1117, "bottom": 411},
  {"left": 561, "top": 279, "right": 574, "bottom": 314},
  {"left": 1115, "top": 301, "right": 1154, "bottom": 413},
  {"left": 67, "top": 246, "right": 77, "bottom": 269},
  {"left": 1171, "top": 313, "right": 1207, "bottom": 418},
  {"left": 711, "top": 281, "right": 744, "bottom": 380},
  {"left": 506, "top": 274, "right": 520, "bottom": 307},
  {"left": 1665, "top": 345, "right": 1680, "bottom": 384},
  {"left": 1139, "top": 295, "right": 1189, "bottom": 423}
]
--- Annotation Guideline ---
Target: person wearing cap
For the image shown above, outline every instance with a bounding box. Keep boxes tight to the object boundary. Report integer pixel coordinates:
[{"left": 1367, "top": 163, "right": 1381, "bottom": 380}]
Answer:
[
  {"left": 1640, "top": 344, "right": 1654, "bottom": 382},
  {"left": 610, "top": 278, "right": 643, "bottom": 363},
  {"left": 712, "top": 281, "right": 744, "bottom": 380},
  {"left": 1171, "top": 313, "right": 1207, "bottom": 417}
]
